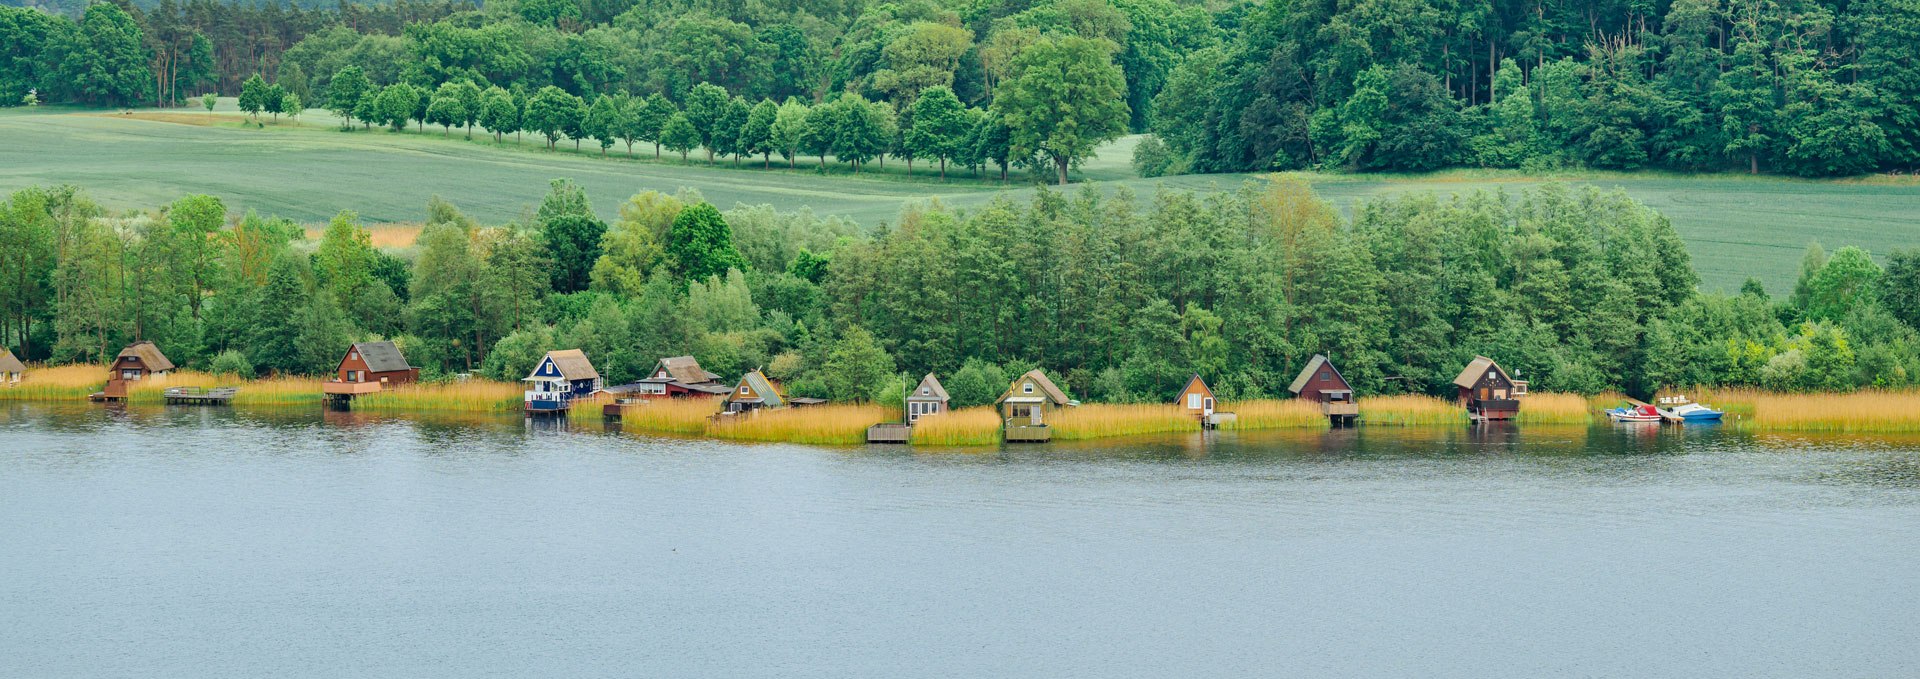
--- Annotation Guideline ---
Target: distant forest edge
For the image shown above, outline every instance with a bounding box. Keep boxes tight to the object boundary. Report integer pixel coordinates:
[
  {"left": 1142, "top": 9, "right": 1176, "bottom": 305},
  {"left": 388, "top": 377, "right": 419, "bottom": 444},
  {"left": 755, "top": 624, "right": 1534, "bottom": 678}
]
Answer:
[{"left": 4, "top": 0, "right": 1919, "bottom": 179}]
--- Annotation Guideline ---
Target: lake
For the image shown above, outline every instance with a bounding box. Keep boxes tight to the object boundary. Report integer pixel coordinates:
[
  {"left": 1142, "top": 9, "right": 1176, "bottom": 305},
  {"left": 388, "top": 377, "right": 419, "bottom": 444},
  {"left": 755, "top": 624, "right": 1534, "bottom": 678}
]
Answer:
[{"left": 3, "top": 402, "right": 1918, "bottom": 677}]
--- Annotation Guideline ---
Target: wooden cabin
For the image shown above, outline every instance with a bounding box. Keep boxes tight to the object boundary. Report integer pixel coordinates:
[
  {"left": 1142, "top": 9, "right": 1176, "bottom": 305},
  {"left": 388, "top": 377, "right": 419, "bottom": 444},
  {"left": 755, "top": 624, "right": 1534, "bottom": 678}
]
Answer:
[
  {"left": 1177, "top": 374, "right": 1216, "bottom": 419},
  {"left": 110, "top": 341, "right": 173, "bottom": 381},
  {"left": 523, "top": 349, "right": 602, "bottom": 413},
  {"left": 322, "top": 341, "right": 418, "bottom": 402},
  {"left": 997, "top": 370, "right": 1071, "bottom": 441},
  {"left": 722, "top": 369, "right": 785, "bottom": 413},
  {"left": 629, "top": 356, "right": 731, "bottom": 397},
  {"left": 1453, "top": 355, "right": 1526, "bottom": 421},
  {"left": 0, "top": 348, "right": 24, "bottom": 386},
  {"left": 1288, "top": 354, "right": 1358, "bottom": 425},
  {"left": 906, "top": 373, "right": 950, "bottom": 423}
]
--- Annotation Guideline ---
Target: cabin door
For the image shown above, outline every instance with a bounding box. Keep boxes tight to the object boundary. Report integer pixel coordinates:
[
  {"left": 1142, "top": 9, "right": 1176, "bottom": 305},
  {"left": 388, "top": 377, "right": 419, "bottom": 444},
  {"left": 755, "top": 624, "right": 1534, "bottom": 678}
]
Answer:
[{"left": 1203, "top": 397, "right": 1214, "bottom": 416}]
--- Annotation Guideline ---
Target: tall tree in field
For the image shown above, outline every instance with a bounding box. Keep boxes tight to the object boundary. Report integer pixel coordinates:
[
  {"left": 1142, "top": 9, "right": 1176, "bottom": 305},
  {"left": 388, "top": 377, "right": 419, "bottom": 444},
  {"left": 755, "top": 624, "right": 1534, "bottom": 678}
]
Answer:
[
  {"left": 375, "top": 83, "right": 419, "bottom": 131},
  {"left": 831, "top": 94, "right": 891, "bottom": 172},
  {"left": 769, "top": 98, "right": 809, "bottom": 168},
  {"left": 614, "top": 94, "right": 644, "bottom": 157},
  {"left": 682, "top": 82, "right": 730, "bottom": 164},
  {"left": 741, "top": 98, "right": 777, "bottom": 167},
  {"left": 479, "top": 86, "right": 519, "bottom": 142},
  {"left": 263, "top": 83, "right": 286, "bottom": 121},
  {"left": 238, "top": 73, "right": 268, "bottom": 121},
  {"left": 907, "top": 86, "right": 968, "bottom": 180},
  {"left": 583, "top": 93, "right": 621, "bottom": 155},
  {"left": 638, "top": 93, "right": 675, "bottom": 158},
  {"left": 664, "top": 202, "right": 747, "bottom": 281},
  {"left": 452, "top": 80, "right": 483, "bottom": 138},
  {"left": 800, "top": 100, "right": 838, "bottom": 169},
  {"left": 661, "top": 112, "right": 698, "bottom": 161},
  {"left": 990, "top": 36, "right": 1130, "bottom": 184},
  {"left": 59, "top": 3, "right": 151, "bottom": 107},
  {"left": 524, "top": 86, "right": 584, "bottom": 149},
  {"left": 426, "top": 81, "right": 468, "bottom": 137},
  {"left": 326, "top": 66, "right": 370, "bottom": 129},
  {"left": 714, "top": 96, "right": 752, "bottom": 164}
]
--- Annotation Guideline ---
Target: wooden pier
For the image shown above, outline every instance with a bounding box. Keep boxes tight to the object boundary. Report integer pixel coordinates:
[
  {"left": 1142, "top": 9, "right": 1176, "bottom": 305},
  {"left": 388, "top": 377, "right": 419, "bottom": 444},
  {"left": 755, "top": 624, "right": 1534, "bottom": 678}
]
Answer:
[
  {"left": 866, "top": 423, "right": 912, "bottom": 443},
  {"left": 162, "top": 386, "right": 238, "bottom": 405},
  {"left": 1004, "top": 423, "right": 1051, "bottom": 443}
]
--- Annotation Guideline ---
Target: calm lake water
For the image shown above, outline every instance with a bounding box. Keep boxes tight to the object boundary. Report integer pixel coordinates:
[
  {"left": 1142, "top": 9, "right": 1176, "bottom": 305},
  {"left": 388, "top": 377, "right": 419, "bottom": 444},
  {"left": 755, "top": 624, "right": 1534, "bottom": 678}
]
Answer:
[{"left": 4, "top": 402, "right": 1919, "bottom": 678}]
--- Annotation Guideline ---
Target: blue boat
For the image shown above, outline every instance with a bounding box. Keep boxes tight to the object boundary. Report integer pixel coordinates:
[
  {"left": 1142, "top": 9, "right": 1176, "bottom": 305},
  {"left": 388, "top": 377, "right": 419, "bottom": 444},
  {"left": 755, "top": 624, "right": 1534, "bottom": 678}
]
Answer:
[{"left": 1669, "top": 402, "right": 1723, "bottom": 422}]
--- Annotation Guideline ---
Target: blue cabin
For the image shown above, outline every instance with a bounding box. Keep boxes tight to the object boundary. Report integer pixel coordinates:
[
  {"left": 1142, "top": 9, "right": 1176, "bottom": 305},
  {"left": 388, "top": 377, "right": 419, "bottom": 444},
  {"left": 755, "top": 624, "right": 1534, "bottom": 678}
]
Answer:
[{"left": 523, "top": 349, "right": 602, "bottom": 412}]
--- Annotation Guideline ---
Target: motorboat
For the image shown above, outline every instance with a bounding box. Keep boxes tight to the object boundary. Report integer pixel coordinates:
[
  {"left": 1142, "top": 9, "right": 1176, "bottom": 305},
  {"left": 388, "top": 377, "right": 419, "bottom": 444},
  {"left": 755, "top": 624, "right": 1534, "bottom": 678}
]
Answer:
[
  {"left": 1669, "top": 402, "right": 1724, "bottom": 422},
  {"left": 1607, "top": 404, "right": 1662, "bottom": 423}
]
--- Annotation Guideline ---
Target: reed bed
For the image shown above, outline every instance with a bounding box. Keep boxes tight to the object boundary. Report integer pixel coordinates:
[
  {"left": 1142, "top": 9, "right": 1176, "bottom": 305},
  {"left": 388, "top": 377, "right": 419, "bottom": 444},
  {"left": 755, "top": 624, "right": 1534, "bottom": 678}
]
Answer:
[
  {"left": 353, "top": 379, "right": 524, "bottom": 413},
  {"left": 1215, "top": 399, "right": 1328, "bottom": 430},
  {"left": 1703, "top": 387, "right": 1920, "bottom": 432},
  {"left": 1357, "top": 394, "right": 1463, "bottom": 425},
  {"left": 0, "top": 363, "right": 107, "bottom": 400},
  {"left": 909, "top": 407, "right": 1003, "bottom": 446},
  {"left": 1515, "top": 392, "right": 1596, "bottom": 424},
  {"left": 605, "top": 396, "right": 722, "bottom": 434},
  {"left": 1048, "top": 403, "right": 1198, "bottom": 440},
  {"left": 706, "top": 404, "right": 894, "bottom": 445}
]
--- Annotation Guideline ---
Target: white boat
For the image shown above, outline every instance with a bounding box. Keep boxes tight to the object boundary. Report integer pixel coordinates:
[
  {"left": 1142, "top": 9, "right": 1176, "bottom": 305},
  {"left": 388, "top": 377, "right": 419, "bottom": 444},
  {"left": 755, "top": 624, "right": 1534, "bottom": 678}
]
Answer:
[{"left": 1607, "top": 404, "right": 1662, "bottom": 423}]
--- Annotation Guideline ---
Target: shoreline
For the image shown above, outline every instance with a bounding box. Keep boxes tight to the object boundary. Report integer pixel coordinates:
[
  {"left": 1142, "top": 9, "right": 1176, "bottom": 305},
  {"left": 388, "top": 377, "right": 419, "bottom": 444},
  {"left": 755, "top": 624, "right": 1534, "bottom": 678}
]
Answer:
[{"left": 12, "top": 368, "right": 1920, "bottom": 442}]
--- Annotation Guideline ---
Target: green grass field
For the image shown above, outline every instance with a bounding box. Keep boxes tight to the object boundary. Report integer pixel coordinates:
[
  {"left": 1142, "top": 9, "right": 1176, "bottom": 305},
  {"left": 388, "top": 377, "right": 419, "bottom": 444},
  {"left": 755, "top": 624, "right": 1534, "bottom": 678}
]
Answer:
[{"left": 3, "top": 102, "right": 1915, "bottom": 293}]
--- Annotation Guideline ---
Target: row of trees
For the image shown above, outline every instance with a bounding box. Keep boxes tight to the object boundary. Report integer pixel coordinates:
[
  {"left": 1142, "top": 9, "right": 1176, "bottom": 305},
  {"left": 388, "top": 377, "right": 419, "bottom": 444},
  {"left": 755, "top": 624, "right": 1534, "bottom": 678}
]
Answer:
[
  {"left": 1146, "top": 0, "right": 1920, "bottom": 178},
  {"left": 7, "top": 177, "right": 1920, "bottom": 402}
]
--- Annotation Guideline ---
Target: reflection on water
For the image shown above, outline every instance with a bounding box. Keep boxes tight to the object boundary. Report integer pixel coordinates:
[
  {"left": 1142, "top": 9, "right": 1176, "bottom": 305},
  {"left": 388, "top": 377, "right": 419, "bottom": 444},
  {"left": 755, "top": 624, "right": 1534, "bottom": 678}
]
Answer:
[{"left": 3, "top": 402, "right": 1920, "bottom": 678}]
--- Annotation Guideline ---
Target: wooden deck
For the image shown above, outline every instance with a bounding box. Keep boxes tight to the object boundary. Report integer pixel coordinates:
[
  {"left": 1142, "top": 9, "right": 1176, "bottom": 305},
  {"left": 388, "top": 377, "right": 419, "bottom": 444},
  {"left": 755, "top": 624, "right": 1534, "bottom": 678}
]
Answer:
[
  {"left": 1004, "top": 423, "right": 1051, "bottom": 443},
  {"left": 866, "top": 423, "right": 912, "bottom": 443},
  {"left": 163, "top": 386, "right": 238, "bottom": 405}
]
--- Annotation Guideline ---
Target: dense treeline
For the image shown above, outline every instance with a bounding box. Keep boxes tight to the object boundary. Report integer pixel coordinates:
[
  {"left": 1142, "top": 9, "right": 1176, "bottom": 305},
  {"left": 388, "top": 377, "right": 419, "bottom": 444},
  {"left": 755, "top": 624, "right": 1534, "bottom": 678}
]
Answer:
[
  {"left": 9, "top": 0, "right": 1914, "bottom": 179},
  {"left": 1146, "top": 0, "right": 1920, "bottom": 177},
  {"left": 5, "top": 178, "right": 1919, "bottom": 404}
]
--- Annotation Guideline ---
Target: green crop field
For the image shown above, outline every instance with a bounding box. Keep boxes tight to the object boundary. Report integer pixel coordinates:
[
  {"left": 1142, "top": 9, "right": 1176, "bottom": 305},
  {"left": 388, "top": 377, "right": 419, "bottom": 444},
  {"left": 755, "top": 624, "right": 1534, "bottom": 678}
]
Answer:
[{"left": 3, "top": 103, "right": 1915, "bottom": 293}]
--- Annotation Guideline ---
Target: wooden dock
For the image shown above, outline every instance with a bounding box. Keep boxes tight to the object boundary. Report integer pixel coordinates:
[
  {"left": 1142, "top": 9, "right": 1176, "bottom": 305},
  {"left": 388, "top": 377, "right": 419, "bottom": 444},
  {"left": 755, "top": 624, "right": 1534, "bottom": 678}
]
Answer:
[
  {"left": 163, "top": 386, "right": 238, "bottom": 405},
  {"left": 1004, "top": 423, "right": 1051, "bottom": 443},
  {"left": 866, "top": 423, "right": 912, "bottom": 443}
]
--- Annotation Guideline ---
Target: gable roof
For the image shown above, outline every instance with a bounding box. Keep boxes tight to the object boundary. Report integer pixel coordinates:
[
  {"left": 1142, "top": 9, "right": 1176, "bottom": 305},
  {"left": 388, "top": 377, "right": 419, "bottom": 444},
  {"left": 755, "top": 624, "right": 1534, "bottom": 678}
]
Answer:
[
  {"left": 349, "top": 341, "right": 413, "bottom": 374},
  {"left": 728, "top": 369, "right": 785, "bottom": 408},
  {"left": 1287, "top": 354, "right": 1347, "bottom": 394},
  {"left": 908, "top": 373, "right": 949, "bottom": 402},
  {"left": 525, "top": 349, "right": 599, "bottom": 381},
  {"left": 996, "top": 369, "right": 1069, "bottom": 406},
  {"left": 1179, "top": 374, "right": 1213, "bottom": 398},
  {"left": 1452, "top": 356, "right": 1502, "bottom": 389},
  {"left": 654, "top": 356, "right": 721, "bottom": 384},
  {"left": 115, "top": 341, "right": 175, "bottom": 372},
  {"left": 0, "top": 348, "right": 24, "bottom": 373}
]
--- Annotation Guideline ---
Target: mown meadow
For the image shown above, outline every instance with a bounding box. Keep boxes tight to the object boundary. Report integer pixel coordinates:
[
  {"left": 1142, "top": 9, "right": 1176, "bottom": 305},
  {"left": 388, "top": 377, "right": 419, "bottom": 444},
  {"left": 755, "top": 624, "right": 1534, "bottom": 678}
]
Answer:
[{"left": 4, "top": 106, "right": 1916, "bottom": 292}]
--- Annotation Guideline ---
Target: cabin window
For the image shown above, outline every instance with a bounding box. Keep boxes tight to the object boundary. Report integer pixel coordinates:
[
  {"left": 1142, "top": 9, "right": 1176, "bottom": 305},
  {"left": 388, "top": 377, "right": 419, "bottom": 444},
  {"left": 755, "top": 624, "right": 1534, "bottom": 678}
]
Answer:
[
  {"left": 1320, "top": 370, "right": 1329, "bottom": 381},
  {"left": 1188, "top": 393, "right": 1201, "bottom": 409},
  {"left": 1023, "top": 383, "right": 1034, "bottom": 394},
  {"left": 349, "top": 351, "right": 358, "bottom": 361},
  {"left": 921, "top": 387, "right": 930, "bottom": 395},
  {"left": 657, "top": 370, "right": 668, "bottom": 378},
  {"left": 740, "top": 386, "right": 750, "bottom": 395}
]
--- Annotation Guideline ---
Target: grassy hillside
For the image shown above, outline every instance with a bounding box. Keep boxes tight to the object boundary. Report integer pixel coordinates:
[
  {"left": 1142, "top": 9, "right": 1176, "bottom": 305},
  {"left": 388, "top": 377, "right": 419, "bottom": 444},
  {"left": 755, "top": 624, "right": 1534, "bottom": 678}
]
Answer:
[{"left": 3, "top": 104, "right": 1915, "bottom": 293}]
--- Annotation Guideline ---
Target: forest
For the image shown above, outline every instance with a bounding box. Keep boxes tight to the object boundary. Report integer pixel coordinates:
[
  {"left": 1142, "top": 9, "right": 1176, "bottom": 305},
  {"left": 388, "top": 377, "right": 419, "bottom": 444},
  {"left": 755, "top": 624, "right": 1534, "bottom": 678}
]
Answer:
[
  {"left": 4, "top": 0, "right": 1919, "bottom": 179},
  {"left": 5, "top": 177, "right": 1920, "bottom": 405}
]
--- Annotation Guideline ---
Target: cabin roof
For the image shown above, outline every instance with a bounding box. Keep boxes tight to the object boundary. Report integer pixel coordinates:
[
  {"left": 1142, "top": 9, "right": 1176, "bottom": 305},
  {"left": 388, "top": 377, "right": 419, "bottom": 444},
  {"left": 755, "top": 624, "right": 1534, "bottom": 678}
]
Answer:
[
  {"left": 996, "top": 369, "right": 1069, "bottom": 406},
  {"left": 908, "top": 373, "right": 950, "bottom": 402},
  {"left": 525, "top": 349, "right": 599, "bottom": 381},
  {"left": 655, "top": 355, "right": 722, "bottom": 384},
  {"left": 350, "top": 341, "right": 413, "bottom": 373},
  {"left": 1287, "top": 354, "right": 1346, "bottom": 394},
  {"left": 0, "top": 348, "right": 24, "bottom": 373},
  {"left": 729, "top": 370, "right": 785, "bottom": 408},
  {"left": 1179, "top": 374, "right": 1213, "bottom": 399},
  {"left": 1452, "top": 356, "right": 1502, "bottom": 388},
  {"left": 115, "top": 341, "right": 175, "bottom": 372}
]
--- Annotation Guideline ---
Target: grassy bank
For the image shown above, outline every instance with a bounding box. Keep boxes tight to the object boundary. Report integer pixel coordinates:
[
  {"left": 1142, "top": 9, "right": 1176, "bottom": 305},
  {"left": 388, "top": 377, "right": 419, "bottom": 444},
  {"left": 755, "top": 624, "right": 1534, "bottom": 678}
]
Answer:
[
  {"left": 0, "top": 363, "right": 523, "bottom": 411},
  {"left": 909, "top": 407, "right": 1003, "bottom": 446},
  {"left": 1217, "top": 399, "right": 1329, "bottom": 430},
  {"left": 1682, "top": 387, "right": 1920, "bottom": 433},
  {"left": 353, "top": 380, "right": 525, "bottom": 413}
]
